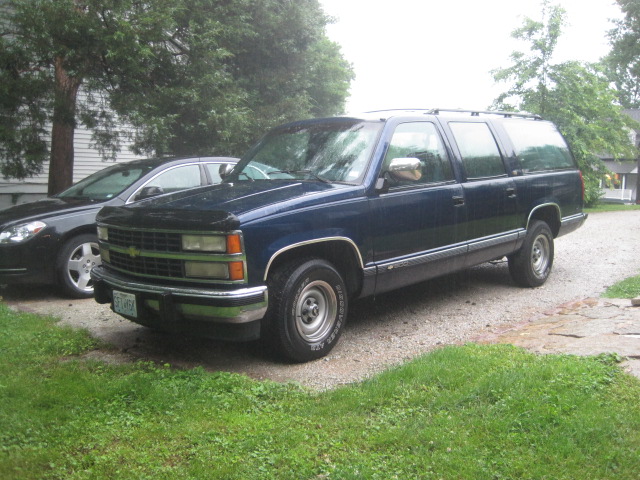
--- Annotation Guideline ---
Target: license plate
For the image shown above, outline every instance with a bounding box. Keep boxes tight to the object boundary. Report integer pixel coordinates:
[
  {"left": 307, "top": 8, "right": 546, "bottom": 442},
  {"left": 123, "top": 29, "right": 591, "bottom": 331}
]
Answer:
[{"left": 113, "top": 290, "right": 138, "bottom": 318}]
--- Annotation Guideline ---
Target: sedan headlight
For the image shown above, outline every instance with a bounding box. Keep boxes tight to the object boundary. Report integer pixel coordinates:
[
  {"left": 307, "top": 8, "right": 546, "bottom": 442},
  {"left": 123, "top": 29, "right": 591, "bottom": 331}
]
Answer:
[{"left": 0, "top": 221, "right": 47, "bottom": 244}]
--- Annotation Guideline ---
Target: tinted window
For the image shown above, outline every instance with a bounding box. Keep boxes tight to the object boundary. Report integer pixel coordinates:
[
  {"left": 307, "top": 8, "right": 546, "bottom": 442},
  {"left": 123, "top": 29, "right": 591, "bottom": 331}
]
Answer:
[
  {"left": 502, "top": 120, "right": 574, "bottom": 172},
  {"left": 450, "top": 122, "right": 506, "bottom": 178},
  {"left": 383, "top": 122, "right": 454, "bottom": 185}
]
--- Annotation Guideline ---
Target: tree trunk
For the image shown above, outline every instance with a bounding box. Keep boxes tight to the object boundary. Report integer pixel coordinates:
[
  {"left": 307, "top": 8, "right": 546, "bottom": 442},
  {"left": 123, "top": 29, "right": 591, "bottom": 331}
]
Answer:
[{"left": 48, "top": 56, "right": 82, "bottom": 196}]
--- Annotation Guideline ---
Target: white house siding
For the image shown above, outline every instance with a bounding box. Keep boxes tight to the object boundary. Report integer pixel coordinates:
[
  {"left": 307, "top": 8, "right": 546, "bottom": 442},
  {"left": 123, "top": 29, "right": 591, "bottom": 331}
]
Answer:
[{"left": 0, "top": 102, "right": 144, "bottom": 209}]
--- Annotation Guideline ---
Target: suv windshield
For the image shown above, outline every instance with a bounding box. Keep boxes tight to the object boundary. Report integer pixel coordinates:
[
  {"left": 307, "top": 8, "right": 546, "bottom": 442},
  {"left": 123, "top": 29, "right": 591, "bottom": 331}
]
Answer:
[
  {"left": 233, "top": 119, "right": 382, "bottom": 184},
  {"left": 56, "top": 163, "right": 155, "bottom": 201}
]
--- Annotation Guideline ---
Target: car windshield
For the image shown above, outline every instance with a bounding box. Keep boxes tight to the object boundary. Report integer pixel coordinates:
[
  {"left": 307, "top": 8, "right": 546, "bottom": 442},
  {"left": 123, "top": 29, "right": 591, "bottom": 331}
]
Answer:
[
  {"left": 56, "top": 163, "right": 156, "bottom": 201},
  {"left": 232, "top": 119, "right": 382, "bottom": 184}
]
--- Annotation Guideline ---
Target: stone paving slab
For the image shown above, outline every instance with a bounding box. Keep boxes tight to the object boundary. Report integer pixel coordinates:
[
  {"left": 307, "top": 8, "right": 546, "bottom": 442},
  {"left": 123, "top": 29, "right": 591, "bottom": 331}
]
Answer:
[{"left": 475, "top": 298, "right": 640, "bottom": 378}]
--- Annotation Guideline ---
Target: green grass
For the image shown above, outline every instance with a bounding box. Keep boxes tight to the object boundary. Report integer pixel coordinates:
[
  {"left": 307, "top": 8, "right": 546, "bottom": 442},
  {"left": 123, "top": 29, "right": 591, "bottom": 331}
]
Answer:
[
  {"left": 1, "top": 305, "right": 640, "bottom": 479},
  {"left": 585, "top": 203, "right": 640, "bottom": 213},
  {"left": 603, "top": 274, "right": 640, "bottom": 299}
]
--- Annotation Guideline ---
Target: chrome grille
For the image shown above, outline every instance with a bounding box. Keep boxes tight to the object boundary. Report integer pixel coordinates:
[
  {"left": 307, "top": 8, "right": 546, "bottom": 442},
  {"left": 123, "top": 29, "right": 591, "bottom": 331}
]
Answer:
[
  {"left": 107, "top": 228, "right": 182, "bottom": 252},
  {"left": 109, "top": 251, "right": 183, "bottom": 278}
]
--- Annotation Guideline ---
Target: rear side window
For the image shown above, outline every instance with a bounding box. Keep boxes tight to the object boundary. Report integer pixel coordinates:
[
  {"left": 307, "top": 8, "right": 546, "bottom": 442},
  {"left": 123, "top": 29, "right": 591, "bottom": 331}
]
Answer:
[
  {"left": 502, "top": 120, "right": 574, "bottom": 172},
  {"left": 449, "top": 122, "right": 506, "bottom": 179}
]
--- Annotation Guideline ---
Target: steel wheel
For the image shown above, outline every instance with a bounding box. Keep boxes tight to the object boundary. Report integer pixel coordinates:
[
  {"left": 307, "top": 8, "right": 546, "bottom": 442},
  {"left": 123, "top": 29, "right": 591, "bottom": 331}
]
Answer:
[
  {"left": 266, "top": 258, "right": 348, "bottom": 362},
  {"left": 509, "top": 220, "right": 554, "bottom": 288},
  {"left": 295, "top": 280, "right": 338, "bottom": 343},
  {"left": 531, "top": 233, "right": 551, "bottom": 279}
]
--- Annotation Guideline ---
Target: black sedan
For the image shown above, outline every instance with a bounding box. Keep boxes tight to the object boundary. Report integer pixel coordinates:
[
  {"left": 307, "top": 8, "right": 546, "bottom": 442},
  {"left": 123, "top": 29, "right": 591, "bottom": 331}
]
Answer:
[{"left": 0, "top": 156, "right": 237, "bottom": 298}]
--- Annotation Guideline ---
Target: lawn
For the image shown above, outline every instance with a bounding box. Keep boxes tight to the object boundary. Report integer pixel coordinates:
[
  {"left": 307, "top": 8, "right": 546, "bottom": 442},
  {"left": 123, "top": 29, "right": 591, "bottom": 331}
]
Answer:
[
  {"left": 1, "top": 304, "right": 639, "bottom": 479},
  {"left": 603, "top": 274, "right": 640, "bottom": 299},
  {"left": 585, "top": 202, "right": 640, "bottom": 213}
]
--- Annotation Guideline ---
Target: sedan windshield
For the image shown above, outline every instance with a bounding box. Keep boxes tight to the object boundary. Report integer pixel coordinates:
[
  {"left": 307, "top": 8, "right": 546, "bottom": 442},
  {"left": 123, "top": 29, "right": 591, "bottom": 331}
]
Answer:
[
  {"left": 233, "top": 119, "right": 382, "bottom": 184},
  {"left": 56, "top": 163, "right": 156, "bottom": 201}
]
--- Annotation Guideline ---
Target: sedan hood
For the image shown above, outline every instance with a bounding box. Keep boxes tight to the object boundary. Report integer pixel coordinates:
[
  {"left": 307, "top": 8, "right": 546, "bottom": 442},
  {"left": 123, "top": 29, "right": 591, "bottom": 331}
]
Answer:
[{"left": 0, "top": 197, "right": 102, "bottom": 227}]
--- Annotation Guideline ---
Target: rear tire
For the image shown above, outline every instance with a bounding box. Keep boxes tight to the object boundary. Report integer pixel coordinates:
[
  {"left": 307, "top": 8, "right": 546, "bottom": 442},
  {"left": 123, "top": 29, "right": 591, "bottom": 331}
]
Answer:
[
  {"left": 508, "top": 220, "right": 554, "bottom": 287},
  {"left": 265, "top": 258, "right": 347, "bottom": 362}
]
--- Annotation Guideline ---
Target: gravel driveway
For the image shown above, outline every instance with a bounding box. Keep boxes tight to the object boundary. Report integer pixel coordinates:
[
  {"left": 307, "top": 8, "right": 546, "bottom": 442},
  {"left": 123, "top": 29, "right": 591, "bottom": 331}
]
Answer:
[{"left": 4, "top": 210, "right": 640, "bottom": 389}]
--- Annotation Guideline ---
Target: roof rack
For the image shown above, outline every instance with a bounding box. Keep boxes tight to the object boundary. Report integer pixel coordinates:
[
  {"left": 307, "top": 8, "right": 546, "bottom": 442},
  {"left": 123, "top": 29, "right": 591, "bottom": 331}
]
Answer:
[
  {"left": 427, "top": 108, "right": 543, "bottom": 120},
  {"left": 362, "top": 108, "right": 543, "bottom": 120}
]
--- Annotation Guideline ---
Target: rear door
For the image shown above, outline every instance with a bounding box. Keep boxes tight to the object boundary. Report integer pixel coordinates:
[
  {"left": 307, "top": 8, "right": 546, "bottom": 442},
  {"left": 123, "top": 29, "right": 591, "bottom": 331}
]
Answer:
[{"left": 442, "top": 120, "right": 520, "bottom": 266}]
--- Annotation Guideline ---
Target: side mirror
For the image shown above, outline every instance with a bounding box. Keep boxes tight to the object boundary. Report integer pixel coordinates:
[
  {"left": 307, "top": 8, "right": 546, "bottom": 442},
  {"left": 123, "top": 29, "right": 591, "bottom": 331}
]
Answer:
[
  {"left": 388, "top": 157, "right": 422, "bottom": 182},
  {"left": 135, "top": 185, "right": 164, "bottom": 201},
  {"left": 219, "top": 163, "right": 235, "bottom": 180}
]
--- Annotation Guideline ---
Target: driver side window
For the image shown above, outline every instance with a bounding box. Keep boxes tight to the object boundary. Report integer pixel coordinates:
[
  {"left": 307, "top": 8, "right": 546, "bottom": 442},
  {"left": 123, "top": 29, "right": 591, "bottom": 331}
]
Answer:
[{"left": 383, "top": 122, "right": 454, "bottom": 186}]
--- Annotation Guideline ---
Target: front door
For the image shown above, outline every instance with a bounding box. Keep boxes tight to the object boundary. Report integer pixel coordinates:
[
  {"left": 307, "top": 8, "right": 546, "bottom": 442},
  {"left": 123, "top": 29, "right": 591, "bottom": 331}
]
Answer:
[{"left": 370, "top": 121, "right": 465, "bottom": 294}]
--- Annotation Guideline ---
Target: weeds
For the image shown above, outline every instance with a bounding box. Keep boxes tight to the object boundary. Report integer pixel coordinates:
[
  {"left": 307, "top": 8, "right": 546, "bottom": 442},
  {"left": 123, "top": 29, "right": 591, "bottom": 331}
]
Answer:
[{"left": 603, "top": 274, "right": 640, "bottom": 299}]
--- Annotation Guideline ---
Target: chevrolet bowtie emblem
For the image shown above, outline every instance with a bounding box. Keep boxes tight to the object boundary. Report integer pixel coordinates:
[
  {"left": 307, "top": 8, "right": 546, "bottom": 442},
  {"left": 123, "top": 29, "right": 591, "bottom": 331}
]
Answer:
[{"left": 126, "top": 246, "right": 141, "bottom": 258}]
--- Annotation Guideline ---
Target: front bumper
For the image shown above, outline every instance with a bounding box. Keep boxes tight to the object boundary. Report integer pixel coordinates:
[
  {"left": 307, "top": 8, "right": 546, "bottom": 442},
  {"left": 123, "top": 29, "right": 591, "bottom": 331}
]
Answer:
[
  {"left": 0, "top": 242, "right": 56, "bottom": 286},
  {"left": 91, "top": 266, "right": 268, "bottom": 341}
]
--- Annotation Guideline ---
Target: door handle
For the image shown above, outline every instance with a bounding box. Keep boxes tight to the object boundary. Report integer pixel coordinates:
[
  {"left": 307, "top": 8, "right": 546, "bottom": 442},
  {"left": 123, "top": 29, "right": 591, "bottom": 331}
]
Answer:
[
  {"left": 452, "top": 195, "right": 465, "bottom": 206},
  {"left": 506, "top": 188, "right": 517, "bottom": 198}
]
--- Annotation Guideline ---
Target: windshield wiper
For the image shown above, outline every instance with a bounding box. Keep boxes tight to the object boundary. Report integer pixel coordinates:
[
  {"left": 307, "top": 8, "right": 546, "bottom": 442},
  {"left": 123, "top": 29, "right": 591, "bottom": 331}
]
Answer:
[{"left": 267, "top": 169, "right": 331, "bottom": 184}]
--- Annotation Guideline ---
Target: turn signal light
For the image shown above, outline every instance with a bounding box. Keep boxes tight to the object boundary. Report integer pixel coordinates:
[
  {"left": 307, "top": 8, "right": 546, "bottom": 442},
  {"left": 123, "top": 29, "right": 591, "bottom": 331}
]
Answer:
[
  {"left": 228, "top": 261, "right": 245, "bottom": 281},
  {"left": 227, "top": 234, "right": 242, "bottom": 254}
]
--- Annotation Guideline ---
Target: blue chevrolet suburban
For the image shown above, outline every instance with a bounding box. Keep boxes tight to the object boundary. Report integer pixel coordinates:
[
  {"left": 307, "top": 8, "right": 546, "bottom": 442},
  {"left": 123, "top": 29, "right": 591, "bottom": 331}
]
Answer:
[{"left": 92, "top": 109, "right": 587, "bottom": 362}]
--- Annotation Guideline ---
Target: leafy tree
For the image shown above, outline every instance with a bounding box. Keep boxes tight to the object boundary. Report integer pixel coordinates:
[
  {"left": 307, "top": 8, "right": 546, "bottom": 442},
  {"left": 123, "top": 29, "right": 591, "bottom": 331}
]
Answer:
[
  {"left": 0, "top": 0, "right": 353, "bottom": 195},
  {"left": 605, "top": 0, "right": 640, "bottom": 204},
  {"left": 605, "top": 0, "right": 640, "bottom": 108},
  {"left": 492, "top": 0, "right": 637, "bottom": 206}
]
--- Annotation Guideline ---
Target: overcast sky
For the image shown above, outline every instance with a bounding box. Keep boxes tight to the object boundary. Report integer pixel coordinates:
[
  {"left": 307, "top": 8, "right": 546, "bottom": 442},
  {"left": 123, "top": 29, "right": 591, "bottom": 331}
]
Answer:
[{"left": 319, "top": 0, "right": 623, "bottom": 113}]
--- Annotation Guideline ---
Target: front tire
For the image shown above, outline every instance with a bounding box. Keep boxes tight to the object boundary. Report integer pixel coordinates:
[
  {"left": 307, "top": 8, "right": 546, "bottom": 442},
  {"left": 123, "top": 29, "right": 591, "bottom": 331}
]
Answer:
[
  {"left": 509, "top": 220, "right": 554, "bottom": 287},
  {"left": 57, "top": 234, "right": 101, "bottom": 298},
  {"left": 265, "top": 258, "right": 347, "bottom": 362}
]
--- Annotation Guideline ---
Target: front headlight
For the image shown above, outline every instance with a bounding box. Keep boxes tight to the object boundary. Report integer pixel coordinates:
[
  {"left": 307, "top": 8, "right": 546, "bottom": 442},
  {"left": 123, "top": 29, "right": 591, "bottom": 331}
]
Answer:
[
  {"left": 0, "top": 221, "right": 47, "bottom": 244},
  {"left": 184, "top": 260, "right": 245, "bottom": 280},
  {"left": 99, "top": 247, "right": 110, "bottom": 264},
  {"left": 97, "top": 226, "right": 108, "bottom": 241},
  {"left": 184, "top": 261, "right": 230, "bottom": 279},
  {"left": 182, "top": 234, "right": 227, "bottom": 252},
  {"left": 182, "top": 233, "right": 243, "bottom": 253}
]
